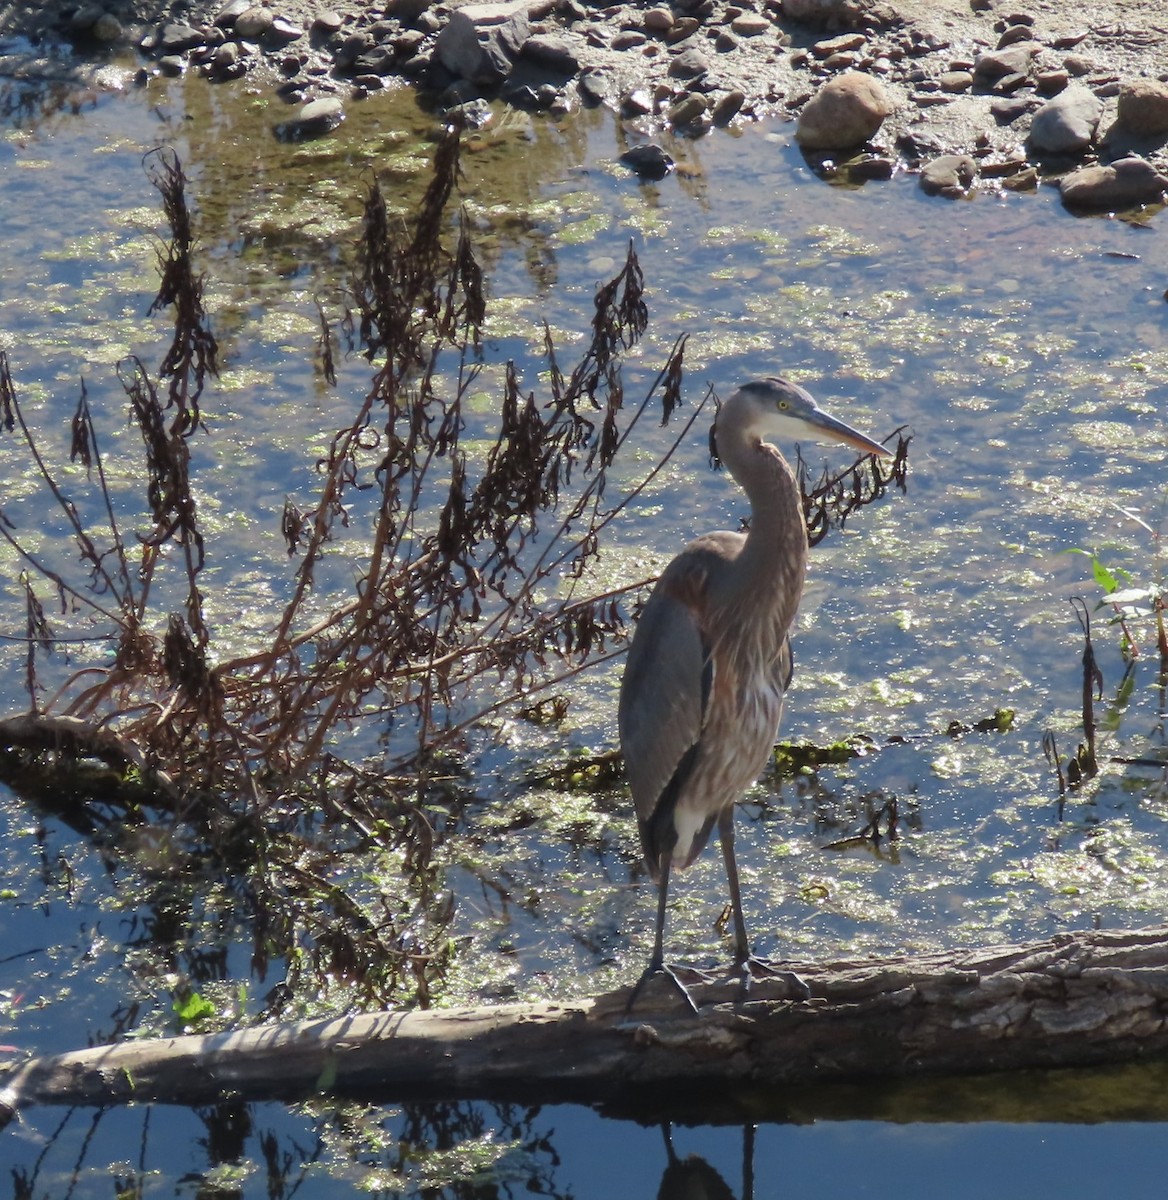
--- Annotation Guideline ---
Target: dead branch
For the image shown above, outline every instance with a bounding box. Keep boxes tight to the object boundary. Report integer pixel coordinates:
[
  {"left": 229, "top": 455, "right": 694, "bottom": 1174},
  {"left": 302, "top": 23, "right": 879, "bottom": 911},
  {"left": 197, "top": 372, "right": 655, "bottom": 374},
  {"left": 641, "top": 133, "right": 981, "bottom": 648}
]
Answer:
[
  {"left": 5, "top": 926, "right": 1168, "bottom": 1123},
  {"left": 0, "top": 712, "right": 178, "bottom": 800}
]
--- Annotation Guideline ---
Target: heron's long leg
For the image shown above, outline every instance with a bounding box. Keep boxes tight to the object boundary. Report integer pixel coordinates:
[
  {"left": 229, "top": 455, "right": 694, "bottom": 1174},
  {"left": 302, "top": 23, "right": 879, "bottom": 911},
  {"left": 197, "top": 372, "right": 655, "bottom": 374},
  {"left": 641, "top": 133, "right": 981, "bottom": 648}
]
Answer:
[
  {"left": 626, "top": 851, "right": 701, "bottom": 1015},
  {"left": 717, "top": 806, "right": 751, "bottom": 965},
  {"left": 718, "top": 806, "right": 810, "bottom": 1001},
  {"left": 647, "top": 852, "right": 672, "bottom": 972}
]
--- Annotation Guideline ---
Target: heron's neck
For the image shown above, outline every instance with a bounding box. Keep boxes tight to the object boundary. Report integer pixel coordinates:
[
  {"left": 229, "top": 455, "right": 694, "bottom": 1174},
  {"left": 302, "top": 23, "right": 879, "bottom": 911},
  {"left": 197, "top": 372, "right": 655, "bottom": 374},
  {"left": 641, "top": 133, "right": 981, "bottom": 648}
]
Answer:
[{"left": 722, "top": 432, "right": 808, "bottom": 636}]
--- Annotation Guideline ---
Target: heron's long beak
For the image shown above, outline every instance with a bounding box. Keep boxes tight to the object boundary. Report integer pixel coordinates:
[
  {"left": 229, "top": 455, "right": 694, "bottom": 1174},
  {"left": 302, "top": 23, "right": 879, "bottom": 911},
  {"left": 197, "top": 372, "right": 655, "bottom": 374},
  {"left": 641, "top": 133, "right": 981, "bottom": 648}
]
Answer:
[{"left": 807, "top": 406, "right": 892, "bottom": 458}]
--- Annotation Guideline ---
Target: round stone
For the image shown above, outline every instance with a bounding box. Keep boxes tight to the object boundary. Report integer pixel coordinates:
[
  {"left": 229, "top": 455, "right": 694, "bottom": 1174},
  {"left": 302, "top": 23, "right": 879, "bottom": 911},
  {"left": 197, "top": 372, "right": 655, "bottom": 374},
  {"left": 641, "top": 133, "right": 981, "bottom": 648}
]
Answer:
[
  {"left": 234, "top": 6, "right": 274, "bottom": 39},
  {"left": 91, "top": 13, "right": 124, "bottom": 42}
]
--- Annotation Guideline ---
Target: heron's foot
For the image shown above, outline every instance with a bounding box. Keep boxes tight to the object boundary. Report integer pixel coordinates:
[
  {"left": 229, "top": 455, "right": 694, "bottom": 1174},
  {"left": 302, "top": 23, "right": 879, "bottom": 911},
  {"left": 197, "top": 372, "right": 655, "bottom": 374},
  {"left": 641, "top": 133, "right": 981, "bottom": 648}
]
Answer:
[
  {"left": 733, "top": 956, "right": 811, "bottom": 1002},
  {"left": 626, "top": 960, "right": 708, "bottom": 1016}
]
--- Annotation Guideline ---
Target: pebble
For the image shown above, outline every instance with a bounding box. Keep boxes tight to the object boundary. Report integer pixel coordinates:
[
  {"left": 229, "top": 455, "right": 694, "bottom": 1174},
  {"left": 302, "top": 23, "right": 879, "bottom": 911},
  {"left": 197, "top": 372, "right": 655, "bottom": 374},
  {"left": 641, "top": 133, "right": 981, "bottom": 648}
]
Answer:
[
  {"left": 313, "top": 11, "right": 345, "bottom": 35},
  {"left": 1051, "top": 31, "right": 1089, "bottom": 49},
  {"left": 972, "top": 43, "right": 1036, "bottom": 82},
  {"left": 91, "top": 13, "right": 124, "bottom": 43},
  {"left": 157, "top": 22, "right": 206, "bottom": 53},
  {"left": 730, "top": 13, "right": 770, "bottom": 36},
  {"left": 666, "top": 18, "right": 700, "bottom": 43},
  {"left": 668, "top": 46, "right": 709, "bottom": 79},
  {"left": 269, "top": 18, "right": 304, "bottom": 44},
  {"left": 991, "top": 72, "right": 1028, "bottom": 95},
  {"left": 643, "top": 6, "right": 674, "bottom": 32},
  {"left": 522, "top": 34, "right": 581, "bottom": 73},
  {"left": 353, "top": 46, "right": 396, "bottom": 75},
  {"left": 938, "top": 70, "right": 972, "bottom": 93},
  {"left": 979, "top": 156, "right": 1027, "bottom": 178},
  {"left": 68, "top": 2, "right": 105, "bottom": 31},
  {"left": 388, "top": 0, "right": 433, "bottom": 22},
  {"left": 577, "top": 69, "right": 609, "bottom": 105},
  {"left": 995, "top": 25, "right": 1033, "bottom": 49},
  {"left": 668, "top": 93, "right": 707, "bottom": 126},
  {"left": 990, "top": 97, "right": 1033, "bottom": 124},
  {"left": 1035, "top": 69, "right": 1068, "bottom": 96},
  {"left": 711, "top": 89, "right": 745, "bottom": 124},
  {"left": 920, "top": 153, "right": 978, "bottom": 197},
  {"left": 622, "top": 88, "right": 653, "bottom": 115},
  {"left": 1002, "top": 166, "right": 1039, "bottom": 190},
  {"left": 847, "top": 154, "right": 895, "bottom": 181},
  {"left": 620, "top": 143, "right": 674, "bottom": 179},
  {"left": 610, "top": 30, "right": 646, "bottom": 50},
  {"left": 335, "top": 31, "right": 372, "bottom": 67},
  {"left": 274, "top": 95, "right": 346, "bottom": 140},
  {"left": 811, "top": 33, "right": 865, "bottom": 59},
  {"left": 215, "top": 0, "right": 250, "bottom": 24},
  {"left": 1063, "top": 55, "right": 1094, "bottom": 77}
]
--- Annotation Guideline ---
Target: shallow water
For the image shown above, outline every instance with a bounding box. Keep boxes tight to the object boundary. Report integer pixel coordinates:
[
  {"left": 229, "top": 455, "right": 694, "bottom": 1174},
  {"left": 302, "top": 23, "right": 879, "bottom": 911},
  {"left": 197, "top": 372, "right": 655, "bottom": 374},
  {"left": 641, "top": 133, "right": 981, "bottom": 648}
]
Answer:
[{"left": 0, "top": 55, "right": 1167, "bottom": 1196}]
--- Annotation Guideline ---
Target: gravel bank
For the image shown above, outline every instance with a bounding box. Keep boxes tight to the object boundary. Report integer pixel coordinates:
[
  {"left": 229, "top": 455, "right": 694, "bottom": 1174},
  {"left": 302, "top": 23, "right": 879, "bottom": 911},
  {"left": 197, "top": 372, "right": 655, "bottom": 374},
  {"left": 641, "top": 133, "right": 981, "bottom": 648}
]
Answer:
[{"left": 3, "top": 0, "right": 1168, "bottom": 201}]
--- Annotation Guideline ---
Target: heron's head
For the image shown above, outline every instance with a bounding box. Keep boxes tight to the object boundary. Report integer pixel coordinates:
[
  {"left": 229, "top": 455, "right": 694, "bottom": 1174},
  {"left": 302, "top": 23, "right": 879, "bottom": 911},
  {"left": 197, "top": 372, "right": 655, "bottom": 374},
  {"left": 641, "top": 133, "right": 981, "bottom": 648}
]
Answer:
[{"left": 720, "top": 377, "right": 891, "bottom": 458}]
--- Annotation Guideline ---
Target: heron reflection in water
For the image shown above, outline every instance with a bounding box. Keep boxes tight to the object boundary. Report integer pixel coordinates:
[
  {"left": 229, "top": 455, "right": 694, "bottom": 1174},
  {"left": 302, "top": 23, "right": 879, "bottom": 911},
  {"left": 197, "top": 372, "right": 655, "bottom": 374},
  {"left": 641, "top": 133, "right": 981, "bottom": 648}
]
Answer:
[{"left": 619, "top": 378, "right": 892, "bottom": 1010}]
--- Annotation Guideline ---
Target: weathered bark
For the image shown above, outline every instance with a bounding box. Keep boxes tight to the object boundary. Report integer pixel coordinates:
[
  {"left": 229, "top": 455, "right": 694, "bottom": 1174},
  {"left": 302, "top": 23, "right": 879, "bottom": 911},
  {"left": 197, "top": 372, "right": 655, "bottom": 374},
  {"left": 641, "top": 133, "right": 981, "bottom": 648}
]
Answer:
[
  {"left": 0, "top": 712, "right": 179, "bottom": 801},
  {"left": 5, "top": 925, "right": 1168, "bottom": 1122}
]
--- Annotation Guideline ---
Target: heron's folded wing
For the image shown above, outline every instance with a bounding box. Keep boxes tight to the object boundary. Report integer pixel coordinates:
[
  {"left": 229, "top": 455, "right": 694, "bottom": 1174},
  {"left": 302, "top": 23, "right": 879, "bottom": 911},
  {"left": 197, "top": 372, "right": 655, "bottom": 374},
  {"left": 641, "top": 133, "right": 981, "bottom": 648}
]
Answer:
[{"left": 618, "top": 588, "right": 710, "bottom": 825}]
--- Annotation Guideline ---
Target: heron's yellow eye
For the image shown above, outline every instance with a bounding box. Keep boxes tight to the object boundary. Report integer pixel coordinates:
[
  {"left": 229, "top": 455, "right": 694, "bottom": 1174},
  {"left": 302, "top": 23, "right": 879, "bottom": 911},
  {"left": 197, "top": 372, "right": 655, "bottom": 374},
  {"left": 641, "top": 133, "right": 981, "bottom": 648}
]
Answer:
[{"left": 778, "top": 400, "right": 788, "bottom": 410}]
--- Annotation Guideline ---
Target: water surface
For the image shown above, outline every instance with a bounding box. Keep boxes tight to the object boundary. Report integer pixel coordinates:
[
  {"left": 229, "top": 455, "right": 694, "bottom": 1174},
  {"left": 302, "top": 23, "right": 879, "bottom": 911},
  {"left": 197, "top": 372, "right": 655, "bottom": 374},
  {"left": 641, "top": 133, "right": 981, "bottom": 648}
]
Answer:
[{"left": 0, "top": 57, "right": 1166, "bottom": 1196}]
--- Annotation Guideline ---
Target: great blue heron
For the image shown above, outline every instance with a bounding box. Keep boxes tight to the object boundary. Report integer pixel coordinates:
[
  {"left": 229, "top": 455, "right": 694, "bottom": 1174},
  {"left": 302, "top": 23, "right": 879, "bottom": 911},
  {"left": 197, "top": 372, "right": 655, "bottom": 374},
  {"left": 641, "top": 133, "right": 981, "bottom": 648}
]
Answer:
[{"left": 619, "top": 377, "right": 891, "bottom": 1009}]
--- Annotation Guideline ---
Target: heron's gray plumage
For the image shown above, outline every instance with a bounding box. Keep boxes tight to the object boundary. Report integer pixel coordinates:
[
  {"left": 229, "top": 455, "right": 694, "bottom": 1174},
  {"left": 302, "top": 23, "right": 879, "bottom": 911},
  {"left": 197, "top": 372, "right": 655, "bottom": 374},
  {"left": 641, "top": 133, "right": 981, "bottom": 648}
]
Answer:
[{"left": 618, "top": 376, "right": 889, "bottom": 1005}]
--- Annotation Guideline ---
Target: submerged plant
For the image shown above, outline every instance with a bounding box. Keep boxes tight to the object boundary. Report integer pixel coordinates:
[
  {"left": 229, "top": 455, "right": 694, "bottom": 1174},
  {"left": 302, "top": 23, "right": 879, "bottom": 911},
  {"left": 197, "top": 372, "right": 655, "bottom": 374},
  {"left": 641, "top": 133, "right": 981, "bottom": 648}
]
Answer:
[{"left": 0, "top": 137, "right": 907, "bottom": 1015}]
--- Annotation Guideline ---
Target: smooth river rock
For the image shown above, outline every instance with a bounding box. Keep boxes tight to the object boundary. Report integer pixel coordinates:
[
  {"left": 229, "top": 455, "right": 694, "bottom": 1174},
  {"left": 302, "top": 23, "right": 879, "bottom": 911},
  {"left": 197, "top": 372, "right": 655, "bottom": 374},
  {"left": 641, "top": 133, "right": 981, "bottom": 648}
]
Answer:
[
  {"left": 1028, "top": 85, "right": 1102, "bottom": 155},
  {"left": 233, "top": 6, "right": 274, "bottom": 39},
  {"left": 274, "top": 96, "right": 346, "bottom": 141},
  {"left": 920, "top": 154, "right": 977, "bottom": 197},
  {"left": 972, "top": 42, "right": 1036, "bottom": 82},
  {"left": 1059, "top": 155, "right": 1168, "bottom": 210},
  {"left": 1115, "top": 79, "right": 1168, "bottom": 137},
  {"left": 795, "top": 71, "right": 894, "bottom": 150},
  {"left": 620, "top": 143, "right": 674, "bottom": 179}
]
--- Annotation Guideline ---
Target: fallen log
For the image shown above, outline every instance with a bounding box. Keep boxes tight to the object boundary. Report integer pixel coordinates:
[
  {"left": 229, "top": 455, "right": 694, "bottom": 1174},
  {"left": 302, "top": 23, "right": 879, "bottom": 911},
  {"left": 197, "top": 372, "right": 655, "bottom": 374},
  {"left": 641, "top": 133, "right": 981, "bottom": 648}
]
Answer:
[{"left": 4, "top": 925, "right": 1168, "bottom": 1123}]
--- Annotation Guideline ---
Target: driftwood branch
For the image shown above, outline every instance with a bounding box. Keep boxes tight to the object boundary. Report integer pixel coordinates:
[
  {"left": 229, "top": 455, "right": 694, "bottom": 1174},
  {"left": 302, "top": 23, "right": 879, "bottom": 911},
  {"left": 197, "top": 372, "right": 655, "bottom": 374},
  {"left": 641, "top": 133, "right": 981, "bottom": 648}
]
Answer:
[
  {"left": 0, "top": 712, "right": 179, "bottom": 800},
  {"left": 5, "top": 926, "right": 1168, "bottom": 1122}
]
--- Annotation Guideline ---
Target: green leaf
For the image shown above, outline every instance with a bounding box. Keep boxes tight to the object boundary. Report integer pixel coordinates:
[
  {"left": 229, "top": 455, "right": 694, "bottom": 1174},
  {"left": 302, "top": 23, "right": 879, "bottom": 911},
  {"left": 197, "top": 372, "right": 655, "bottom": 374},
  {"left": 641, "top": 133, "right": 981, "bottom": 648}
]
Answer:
[
  {"left": 1090, "top": 556, "right": 1120, "bottom": 593},
  {"left": 173, "top": 991, "right": 216, "bottom": 1024}
]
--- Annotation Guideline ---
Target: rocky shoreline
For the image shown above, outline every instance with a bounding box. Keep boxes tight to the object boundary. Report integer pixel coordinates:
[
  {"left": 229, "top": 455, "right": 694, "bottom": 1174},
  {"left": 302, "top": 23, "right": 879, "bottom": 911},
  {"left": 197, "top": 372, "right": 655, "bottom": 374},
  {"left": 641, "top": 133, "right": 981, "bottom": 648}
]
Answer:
[{"left": 3, "top": 0, "right": 1168, "bottom": 207}]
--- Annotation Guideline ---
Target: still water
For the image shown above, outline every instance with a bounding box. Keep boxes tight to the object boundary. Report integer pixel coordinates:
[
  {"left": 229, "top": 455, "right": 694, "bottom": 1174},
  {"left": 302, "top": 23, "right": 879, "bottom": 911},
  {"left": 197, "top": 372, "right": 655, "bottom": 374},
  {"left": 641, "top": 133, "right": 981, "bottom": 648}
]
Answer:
[{"left": 1, "top": 50, "right": 1167, "bottom": 1197}]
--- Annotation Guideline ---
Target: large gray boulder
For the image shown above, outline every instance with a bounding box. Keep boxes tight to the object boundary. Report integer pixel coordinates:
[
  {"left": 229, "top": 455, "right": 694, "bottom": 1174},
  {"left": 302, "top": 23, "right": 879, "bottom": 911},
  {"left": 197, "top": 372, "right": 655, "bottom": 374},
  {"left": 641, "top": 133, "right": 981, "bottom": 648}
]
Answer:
[{"left": 435, "top": 0, "right": 531, "bottom": 85}]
